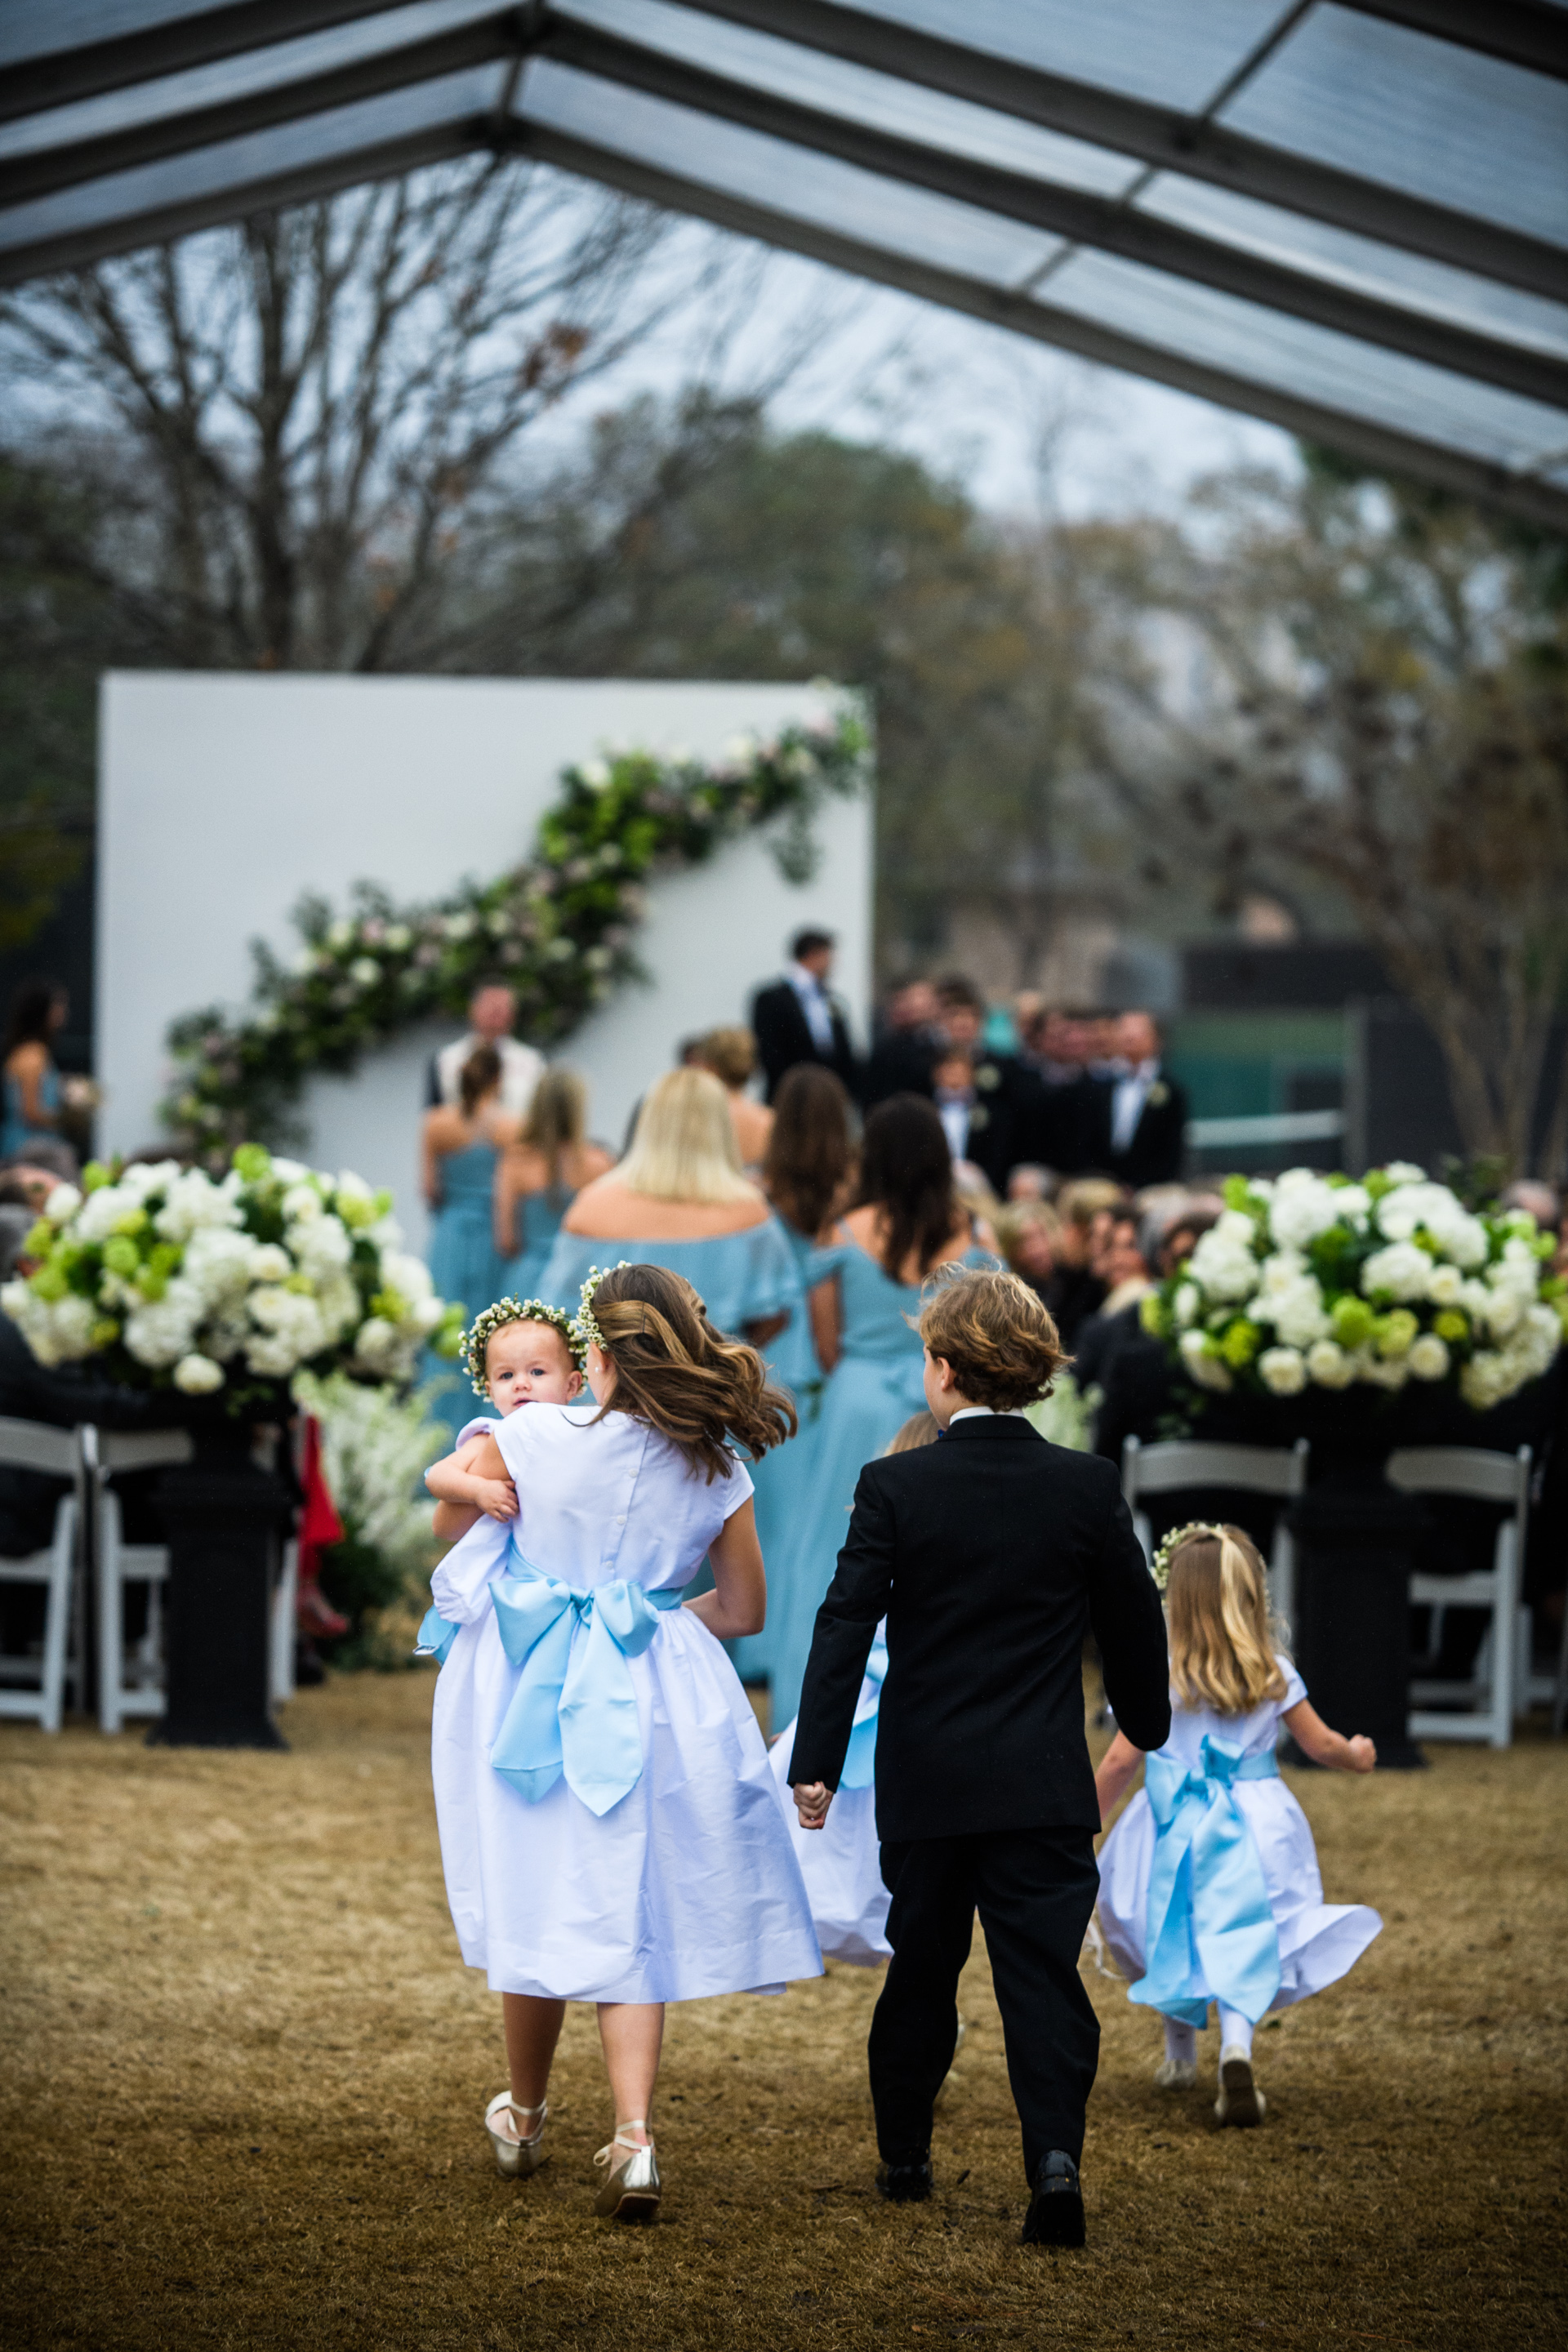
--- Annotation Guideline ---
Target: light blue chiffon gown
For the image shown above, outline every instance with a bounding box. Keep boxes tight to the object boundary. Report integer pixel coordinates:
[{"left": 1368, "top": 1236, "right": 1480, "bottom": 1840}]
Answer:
[
  {"left": 766, "top": 1235, "right": 993, "bottom": 1726},
  {"left": 425, "top": 1140, "right": 509, "bottom": 1439},
  {"left": 729, "top": 1218, "right": 826, "bottom": 1696},
  {"left": 502, "top": 1184, "right": 572, "bottom": 1303}
]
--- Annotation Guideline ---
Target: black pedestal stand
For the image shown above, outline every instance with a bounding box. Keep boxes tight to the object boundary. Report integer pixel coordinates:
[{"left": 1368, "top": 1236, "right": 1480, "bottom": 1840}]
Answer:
[
  {"left": 146, "top": 1435, "right": 292, "bottom": 1751},
  {"left": 1286, "top": 1465, "right": 1429, "bottom": 1771}
]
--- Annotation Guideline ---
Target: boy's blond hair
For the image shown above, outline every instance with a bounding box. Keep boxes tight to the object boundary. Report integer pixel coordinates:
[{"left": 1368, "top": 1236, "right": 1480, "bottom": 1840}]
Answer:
[
  {"left": 1166, "top": 1523, "right": 1289, "bottom": 1716},
  {"left": 917, "top": 1265, "right": 1066, "bottom": 1412}
]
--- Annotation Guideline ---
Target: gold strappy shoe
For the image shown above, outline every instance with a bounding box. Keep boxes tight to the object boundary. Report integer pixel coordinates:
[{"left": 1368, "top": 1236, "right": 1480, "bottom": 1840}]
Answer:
[
  {"left": 484, "top": 2091, "right": 549, "bottom": 2178},
  {"left": 593, "top": 2122, "right": 661, "bottom": 2221}
]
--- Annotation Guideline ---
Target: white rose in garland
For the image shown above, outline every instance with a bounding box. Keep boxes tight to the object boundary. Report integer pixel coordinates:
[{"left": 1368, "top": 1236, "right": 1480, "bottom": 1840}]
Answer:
[
  {"left": 1143, "top": 1165, "right": 1566, "bottom": 1410},
  {"left": 0, "top": 1143, "right": 465, "bottom": 1411}
]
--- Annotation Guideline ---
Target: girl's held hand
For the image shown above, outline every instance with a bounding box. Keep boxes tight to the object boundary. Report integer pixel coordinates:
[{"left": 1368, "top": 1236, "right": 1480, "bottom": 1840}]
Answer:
[
  {"left": 1346, "top": 1734, "right": 1378, "bottom": 1773},
  {"left": 793, "top": 1781, "right": 831, "bottom": 1830}
]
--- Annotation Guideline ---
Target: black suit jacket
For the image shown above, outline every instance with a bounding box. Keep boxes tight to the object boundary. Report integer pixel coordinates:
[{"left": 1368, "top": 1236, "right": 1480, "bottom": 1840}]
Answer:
[
  {"left": 0, "top": 1313, "right": 160, "bottom": 1557},
  {"left": 751, "top": 978, "right": 859, "bottom": 1103},
  {"left": 961, "top": 1054, "right": 1045, "bottom": 1196},
  {"left": 791, "top": 1414, "right": 1170, "bottom": 1840},
  {"left": 1092, "top": 1071, "right": 1189, "bottom": 1189},
  {"left": 863, "top": 1026, "right": 937, "bottom": 1108}
]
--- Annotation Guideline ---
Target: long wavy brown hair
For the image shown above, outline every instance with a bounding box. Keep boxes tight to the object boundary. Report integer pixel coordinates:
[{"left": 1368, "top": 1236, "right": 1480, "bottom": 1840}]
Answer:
[
  {"left": 851, "top": 1093, "right": 960, "bottom": 1280},
  {"left": 764, "top": 1063, "right": 855, "bottom": 1241},
  {"left": 590, "top": 1263, "right": 796, "bottom": 1481}
]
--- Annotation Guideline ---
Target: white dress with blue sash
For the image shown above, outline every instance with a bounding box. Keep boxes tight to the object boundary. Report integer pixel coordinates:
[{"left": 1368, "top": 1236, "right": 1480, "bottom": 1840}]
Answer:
[
  {"left": 767, "top": 1624, "right": 892, "bottom": 1967},
  {"left": 425, "top": 1402, "right": 823, "bottom": 2004},
  {"left": 1096, "top": 1655, "right": 1381, "bottom": 2024}
]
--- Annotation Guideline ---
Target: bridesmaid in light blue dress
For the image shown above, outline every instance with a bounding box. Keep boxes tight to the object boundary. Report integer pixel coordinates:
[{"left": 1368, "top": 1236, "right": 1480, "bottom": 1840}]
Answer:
[
  {"left": 421, "top": 1045, "right": 521, "bottom": 1437},
  {"left": 767, "top": 1093, "right": 995, "bottom": 1726},
  {"left": 2, "top": 980, "right": 69, "bottom": 1158},
  {"left": 495, "top": 1067, "right": 613, "bottom": 1302},
  {"left": 728, "top": 1062, "right": 856, "bottom": 1699}
]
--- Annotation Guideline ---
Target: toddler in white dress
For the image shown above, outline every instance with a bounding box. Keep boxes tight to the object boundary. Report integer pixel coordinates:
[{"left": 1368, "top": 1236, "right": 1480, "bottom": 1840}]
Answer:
[
  {"left": 418, "top": 1265, "right": 822, "bottom": 2220},
  {"left": 1094, "top": 1521, "right": 1381, "bottom": 2127}
]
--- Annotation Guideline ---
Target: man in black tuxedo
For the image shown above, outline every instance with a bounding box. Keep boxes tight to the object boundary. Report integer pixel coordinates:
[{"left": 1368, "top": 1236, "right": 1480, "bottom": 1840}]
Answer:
[
  {"left": 790, "top": 1268, "right": 1169, "bottom": 2247},
  {"left": 932, "top": 976, "right": 1043, "bottom": 1196},
  {"left": 1091, "top": 1011, "right": 1188, "bottom": 1190},
  {"left": 750, "top": 927, "right": 860, "bottom": 1103},
  {"left": 863, "top": 978, "right": 940, "bottom": 1107}
]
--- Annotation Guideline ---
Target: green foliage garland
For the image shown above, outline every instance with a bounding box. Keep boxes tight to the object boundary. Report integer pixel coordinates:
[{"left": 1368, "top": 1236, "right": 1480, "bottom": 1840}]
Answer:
[{"left": 163, "top": 701, "right": 868, "bottom": 1151}]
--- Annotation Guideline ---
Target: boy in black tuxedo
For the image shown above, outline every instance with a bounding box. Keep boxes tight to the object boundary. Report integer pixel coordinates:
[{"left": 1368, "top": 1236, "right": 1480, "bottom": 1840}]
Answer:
[{"left": 790, "top": 1267, "right": 1169, "bottom": 2246}]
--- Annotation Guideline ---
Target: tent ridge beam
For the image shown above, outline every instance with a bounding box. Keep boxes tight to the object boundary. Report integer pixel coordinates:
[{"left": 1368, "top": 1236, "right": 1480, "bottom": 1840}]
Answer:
[
  {"left": 670, "top": 0, "right": 1568, "bottom": 300},
  {"left": 1332, "top": 0, "right": 1568, "bottom": 82}
]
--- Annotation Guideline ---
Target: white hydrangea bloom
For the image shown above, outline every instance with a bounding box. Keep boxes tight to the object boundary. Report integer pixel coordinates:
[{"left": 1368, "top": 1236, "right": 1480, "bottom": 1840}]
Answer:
[
  {"left": 1333, "top": 1185, "right": 1371, "bottom": 1228},
  {"left": 353, "top": 1316, "right": 400, "bottom": 1374},
  {"left": 1383, "top": 1162, "right": 1428, "bottom": 1185},
  {"left": 287, "top": 1212, "right": 352, "bottom": 1276},
  {"left": 1267, "top": 1173, "right": 1344, "bottom": 1250},
  {"left": 1361, "top": 1352, "right": 1410, "bottom": 1390},
  {"left": 314, "top": 1270, "right": 361, "bottom": 1342},
  {"left": 1258, "top": 1345, "right": 1307, "bottom": 1396},
  {"left": 1426, "top": 1263, "right": 1463, "bottom": 1307},
  {"left": 1359, "top": 1241, "right": 1432, "bottom": 1303},
  {"left": 1375, "top": 1181, "right": 1486, "bottom": 1267},
  {"left": 1268, "top": 1277, "right": 1331, "bottom": 1350},
  {"left": 1460, "top": 1352, "right": 1509, "bottom": 1410},
  {"left": 249, "top": 1242, "right": 292, "bottom": 1283},
  {"left": 42, "top": 1183, "right": 82, "bottom": 1225},
  {"left": 119, "top": 1159, "right": 181, "bottom": 1199},
  {"left": 1407, "top": 1334, "right": 1450, "bottom": 1380},
  {"left": 1306, "top": 1338, "right": 1355, "bottom": 1389},
  {"left": 124, "top": 1278, "right": 203, "bottom": 1368},
  {"left": 154, "top": 1169, "right": 243, "bottom": 1244},
  {"left": 282, "top": 1183, "right": 323, "bottom": 1223},
  {"left": 75, "top": 1184, "right": 139, "bottom": 1243},
  {"left": 1485, "top": 1290, "right": 1526, "bottom": 1340},
  {"left": 381, "top": 1250, "right": 434, "bottom": 1305},
  {"left": 1178, "top": 1326, "right": 1232, "bottom": 1392},
  {"left": 181, "top": 1225, "right": 256, "bottom": 1304},
  {"left": 173, "top": 1352, "right": 225, "bottom": 1395},
  {"left": 1255, "top": 1248, "right": 1309, "bottom": 1298},
  {"left": 8, "top": 1289, "right": 98, "bottom": 1366},
  {"left": 1173, "top": 1282, "right": 1200, "bottom": 1328},
  {"left": 1187, "top": 1226, "right": 1258, "bottom": 1304},
  {"left": 270, "top": 1158, "right": 310, "bottom": 1184}
]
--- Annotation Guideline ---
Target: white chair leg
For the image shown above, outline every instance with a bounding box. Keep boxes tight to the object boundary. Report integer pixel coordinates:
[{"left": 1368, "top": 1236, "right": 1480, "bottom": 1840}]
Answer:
[
  {"left": 1515, "top": 1606, "right": 1534, "bottom": 1719},
  {"left": 98, "top": 1493, "right": 122, "bottom": 1735},
  {"left": 1490, "top": 1526, "right": 1518, "bottom": 1749},
  {"left": 39, "top": 1498, "right": 74, "bottom": 1735},
  {"left": 1270, "top": 1525, "right": 1296, "bottom": 1632},
  {"left": 271, "top": 1540, "right": 298, "bottom": 1706}
]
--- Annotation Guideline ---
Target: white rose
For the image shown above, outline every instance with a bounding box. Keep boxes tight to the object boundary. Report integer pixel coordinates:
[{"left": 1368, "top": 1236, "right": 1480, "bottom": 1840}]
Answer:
[
  {"left": 1306, "top": 1339, "right": 1355, "bottom": 1390},
  {"left": 1360, "top": 1241, "right": 1432, "bottom": 1303},
  {"left": 1258, "top": 1346, "right": 1307, "bottom": 1396},
  {"left": 1426, "top": 1263, "right": 1463, "bottom": 1307},
  {"left": 249, "top": 1243, "right": 292, "bottom": 1283},
  {"left": 1173, "top": 1282, "right": 1199, "bottom": 1329},
  {"left": 1178, "top": 1327, "right": 1233, "bottom": 1392},
  {"left": 1407, "top": 1333, "right": 1450, "bottom": 1380},
  {"left": 1269, "top": 1278, "right": 1331, "bottom": 1350},
  {"left": 1268, "top": 1175, "right": 1344, "bottom": 1250},
  {"left": 42, "top": 1183, "right": 82, "bottom": 1226},
  {"left": 173, "top": 1352, "right": 225, "bottom": 1395}
]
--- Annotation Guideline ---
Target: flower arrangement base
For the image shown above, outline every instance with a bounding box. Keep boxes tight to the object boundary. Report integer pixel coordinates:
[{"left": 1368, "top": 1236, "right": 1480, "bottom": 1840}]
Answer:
[
  {"left": 1285, "top": 1468, "right": 1429, "bottom": 1771},
  {"left": 145, "top": 1438, "right": 292, "bottom": 1751}
]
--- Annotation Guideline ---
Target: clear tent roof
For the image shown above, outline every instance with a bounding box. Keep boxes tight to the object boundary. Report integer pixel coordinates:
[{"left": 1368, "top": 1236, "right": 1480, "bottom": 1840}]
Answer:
[{"left": 2, "top": 0, "right": 1566, "bottom": 524}]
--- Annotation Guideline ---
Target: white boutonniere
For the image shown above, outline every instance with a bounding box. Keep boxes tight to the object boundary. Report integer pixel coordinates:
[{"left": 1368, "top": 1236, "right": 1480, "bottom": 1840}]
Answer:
[
  {"left": 1148, "top": 1080, "right": 1170, "bottom": 1107},
  {"left": 976, "top": 1064, "right": 1000, "bottom": 1091},
  {"left": 969, "top": 1103, "right": 990, "bottom": 1130}
]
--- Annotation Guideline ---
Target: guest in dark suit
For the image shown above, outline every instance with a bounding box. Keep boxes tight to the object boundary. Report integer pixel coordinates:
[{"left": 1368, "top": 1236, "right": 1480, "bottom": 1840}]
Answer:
[
  {"left": 790, "top": 1266, "right": 1169, "bottom": 2247},
  {"left": 1093, "top": 1012, "right": 1187, "bottom": 1190},
  {"left": 863, "top": 978, "right": 939, "bottom": 1107},
  {"left": 1018, "top": 1007, "right": 1101, "bottom": 1177},
  {"left": 751, "top": 928, "right": 860, "bottom": 1103},
  {"left": 933, "top": 977, "right": 1042, "bottom": 1196}
]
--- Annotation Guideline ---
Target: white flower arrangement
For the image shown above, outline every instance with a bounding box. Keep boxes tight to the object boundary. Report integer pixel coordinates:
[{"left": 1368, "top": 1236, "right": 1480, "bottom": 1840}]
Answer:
[
  {"left": 1, "top": 1144, "right": 465, "bottom": 1408},
  {"left": 1143, "top": 1165, "right": 1566, "bottom": 1410}
]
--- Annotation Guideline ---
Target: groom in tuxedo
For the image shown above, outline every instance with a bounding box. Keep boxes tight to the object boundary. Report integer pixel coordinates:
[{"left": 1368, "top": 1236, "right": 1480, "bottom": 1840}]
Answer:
[{"left": 790, "top": 1267, "right": 1169, "bottom": 2246}]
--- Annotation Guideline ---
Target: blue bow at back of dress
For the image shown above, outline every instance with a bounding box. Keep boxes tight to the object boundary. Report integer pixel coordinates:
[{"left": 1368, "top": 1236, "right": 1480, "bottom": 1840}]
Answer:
[
  {"left": 416, "top": 1553, "right": 685, "bottom": 1817},
  {"left": 1129, "top": 1734, "right": 1283, "bottom": 2028},
  {"left": 839, "top": 1631, "right": 889, "bottom": 1790}
]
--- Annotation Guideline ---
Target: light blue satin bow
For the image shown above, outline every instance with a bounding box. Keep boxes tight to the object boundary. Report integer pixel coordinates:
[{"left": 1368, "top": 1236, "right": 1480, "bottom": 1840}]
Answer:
[
  {"left": 839, "top": 1632, "right": 889, "bottom": 1790},
  {"left": 414, "top": 1606, "right": 459, "bottom": 1666},
  {"left": 488, "top": 1561, "right": 686, "bottom": 1817},
  {"left": 1129, "top": 1735, "right": 1283, "bottom": 2029}
]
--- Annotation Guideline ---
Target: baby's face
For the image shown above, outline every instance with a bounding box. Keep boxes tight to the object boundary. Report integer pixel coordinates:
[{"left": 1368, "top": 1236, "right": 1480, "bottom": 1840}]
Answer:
[{"left": 484, "top": 1320, "right": 584, "bottom": 1412}]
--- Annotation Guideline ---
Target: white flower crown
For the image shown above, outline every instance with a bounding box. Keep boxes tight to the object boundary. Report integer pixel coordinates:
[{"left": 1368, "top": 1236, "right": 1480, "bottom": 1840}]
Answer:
[
  {"left": 570, "top": 1262, "right": 631, "bottom": 1354},
  {"left": 461, "top": 1296, "right": 584, "bottom": 1396},
  {"left": 1150, "top": 1519, "right": 1226, "bottom": 1593}
]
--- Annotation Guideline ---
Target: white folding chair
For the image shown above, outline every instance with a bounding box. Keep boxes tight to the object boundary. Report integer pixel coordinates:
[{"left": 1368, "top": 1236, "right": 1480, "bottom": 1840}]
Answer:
[
  {"left": 1121, "top": 1435, "right": 1311, "bottom": 1623},
  {"left": 88, "top": 1426, "right": 193, "bottom": 1733},
  {"left": 1388, "top": 1444, "right": 1532, "bottom": 1749},
  {"left": 0, "top": 1414, "right": 82, "bottom": 1733}
]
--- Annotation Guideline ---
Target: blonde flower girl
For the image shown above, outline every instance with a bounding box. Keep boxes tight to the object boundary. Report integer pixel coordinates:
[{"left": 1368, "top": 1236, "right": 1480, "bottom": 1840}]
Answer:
[{"left": 1094, "top": 1522, "right": 1381, "bottom": 2127}]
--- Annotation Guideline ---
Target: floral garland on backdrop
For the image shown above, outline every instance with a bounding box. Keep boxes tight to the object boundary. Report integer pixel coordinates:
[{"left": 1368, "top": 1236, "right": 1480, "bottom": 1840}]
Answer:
[
  {"left": 163, "top": 699, "right": 869, "bottom": 1152},
  {"left": 1143, "top": 1165, "right": 1566, "bottom": 1411}
]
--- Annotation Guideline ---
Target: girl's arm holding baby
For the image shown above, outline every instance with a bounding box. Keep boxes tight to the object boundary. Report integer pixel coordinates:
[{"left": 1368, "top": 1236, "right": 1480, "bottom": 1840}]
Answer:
[{"left": 426, "top": 1432, "right": 517, "bottom": 1541}]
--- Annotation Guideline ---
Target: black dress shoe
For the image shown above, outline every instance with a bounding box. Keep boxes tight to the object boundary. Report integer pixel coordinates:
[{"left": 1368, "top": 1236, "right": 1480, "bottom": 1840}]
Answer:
[
  {"left": 876, "top": 2153, "right": 933, "bottom": 2203},
  {"left": 1021, "top": 2149, "right": 1085, "bottom": 2247}
]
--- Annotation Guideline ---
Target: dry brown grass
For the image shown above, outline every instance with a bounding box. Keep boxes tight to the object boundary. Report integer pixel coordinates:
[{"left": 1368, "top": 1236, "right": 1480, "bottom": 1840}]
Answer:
[{"left": 1, "top": 1673, "right": 1564, "bottom": 2352}]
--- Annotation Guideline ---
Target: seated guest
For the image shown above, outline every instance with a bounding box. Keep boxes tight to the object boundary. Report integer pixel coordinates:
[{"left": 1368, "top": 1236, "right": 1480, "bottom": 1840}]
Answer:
[
  {"left": 693, "top": 1027, "right": 773, "bottom": 1172},
  {"left": 1041, "top": 1178, "right": 1124, "bottom": 1350},
  {"left": 1073, "top": 1211, "right": 1155, "bottom": 1397},
  {"left": 1094, "top": 1012, "right": 1188, "bottom": 1190},
  {"left": 933, "top": 976, "right": 1040, "bottom": 1197},
  {"left": 994, "top": 1200, "right": 1060, "bottom": 1303},
  {"left": 752, "top": 928, "right": 860, "bottom": 1104},
  {"left": 1007, "top": 1164, "right": 1054, "bottom": 1202},
  {"left": 864, "top": 978, "right": 940, "bottom": 1107}
]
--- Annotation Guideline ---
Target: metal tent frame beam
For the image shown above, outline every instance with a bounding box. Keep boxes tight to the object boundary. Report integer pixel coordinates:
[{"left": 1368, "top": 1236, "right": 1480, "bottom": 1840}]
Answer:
[
  {"left": 675, "top": 0, "right": 1568, "bottom": 300},
  {"left": 0, "top": 0, "right": 404, "bottom": 123},
  {"left": 1336, "top": 0, "right": 1568, "bottom": 82}
]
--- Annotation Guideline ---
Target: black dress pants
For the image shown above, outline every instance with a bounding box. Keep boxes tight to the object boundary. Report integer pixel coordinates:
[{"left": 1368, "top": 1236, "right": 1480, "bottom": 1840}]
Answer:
[{"left": 871, "top": 1827, "right": 1101, "bottom": 2180}]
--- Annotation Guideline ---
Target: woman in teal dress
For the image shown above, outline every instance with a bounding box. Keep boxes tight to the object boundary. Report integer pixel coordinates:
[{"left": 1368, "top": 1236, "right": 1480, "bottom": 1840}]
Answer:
[
  {"left": 494, "top": 1067, "right": 612, "bottom": 1301},
  {"left": 767, "top": 1093, "right": 995, "bottom": 1726},
  {"left": 728, "top": 1064, "right": 855, "bottom": 1698},
  {"left": 537, "top": 1067, "right": 804, "bottom": 1347},
  {"left": 2, "top": 981, "right": 69, "bottom": 1159},
  {"left": 421, "top": 1045, "right": 521, "bottom": 1436}
]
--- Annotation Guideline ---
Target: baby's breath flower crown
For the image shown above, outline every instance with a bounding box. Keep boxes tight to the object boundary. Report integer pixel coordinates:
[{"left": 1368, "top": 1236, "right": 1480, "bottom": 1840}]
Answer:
[
  {"left": 463, "top": 1298, "right": 584, "bottom": 1396},
  {"left": 570, "top": 1263, "right": 631, "bottom": 1356},
  {"left": 1151, "top": 1521, "right": 1225, "bottom": 1594},
  {"left": 160, "top": 701, "right": 868, "bottom": 1156}
]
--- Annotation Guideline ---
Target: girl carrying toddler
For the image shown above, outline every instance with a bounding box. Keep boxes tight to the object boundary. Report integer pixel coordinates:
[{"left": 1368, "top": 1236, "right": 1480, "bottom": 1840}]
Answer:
[
  {"left": 417, "top": 1268, "right": 822, "bottom": 2220},
  {"left": 1094, "top": 1521, "right": 1382, "bottom": 2127}
]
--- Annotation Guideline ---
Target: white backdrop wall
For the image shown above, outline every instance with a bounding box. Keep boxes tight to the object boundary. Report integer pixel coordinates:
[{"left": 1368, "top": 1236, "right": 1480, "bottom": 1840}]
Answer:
[{"left": 98, "top": 674, "right": 871, "bottom": 1254}]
